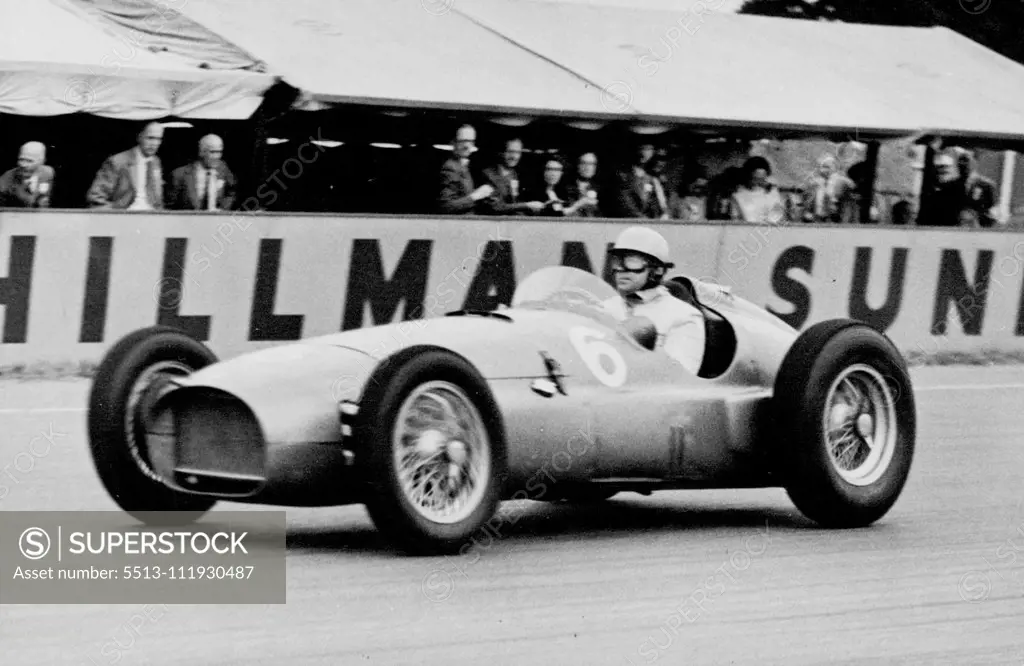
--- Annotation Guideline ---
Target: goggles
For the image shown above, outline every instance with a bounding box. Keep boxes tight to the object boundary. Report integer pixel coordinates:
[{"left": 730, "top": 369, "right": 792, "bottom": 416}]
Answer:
[{"left": 610, "top": 256, "right": 650, "bottom": 274}]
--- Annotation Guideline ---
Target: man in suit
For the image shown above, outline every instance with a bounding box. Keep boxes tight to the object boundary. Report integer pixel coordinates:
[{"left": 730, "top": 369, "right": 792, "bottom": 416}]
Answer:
[
  {"left": 437, "top": 124, "right": 494, "bottom": 214},
  {"left": 562, "top": 152, "right": 601, "bottom": 217},
  {"left": 609, "top": 142, "right": 667, "bottom": 219},
  {"left": 480, "top": 138, "right": 544, "bottom": 215},
  {"left": 955, "top": 148, "right": 998, "bottom": 227},
  {"left": 919, "top": 151, "right": 966, "bottom": 227},
  {"left": 168, "top": 134, "right": 237, "bottom": 211},
  {"left": 86, "top": 121, "right": 165, "bottom": 210},
  {"left": 0, "top": 142, "right": 54, "bottom": 208}
]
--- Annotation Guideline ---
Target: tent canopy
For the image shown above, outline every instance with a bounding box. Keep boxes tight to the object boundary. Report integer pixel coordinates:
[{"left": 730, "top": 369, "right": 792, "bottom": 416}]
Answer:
[
  {"left": 174, "top": 0, "right": 1024, "bottom": 142},
  {"left": 172, "top": 0, "right": 623, "bottom": 118},
  {"left": 455, "top": 0, "right": 1024, "bottom": 141},
  {"left": 10, "top": 0, "right": 1024, "bottom": 138},
  {"left": 0, "top": 0, "right": 277, "bottom": 119}
]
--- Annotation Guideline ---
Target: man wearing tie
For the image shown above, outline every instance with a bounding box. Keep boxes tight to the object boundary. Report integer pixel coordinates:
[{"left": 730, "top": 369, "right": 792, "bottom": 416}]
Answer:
[
  {"left": 0, "top": 141, "right": 54, "bottom": 208},
  {"left": 86, "top": 122, "right": 165, "bottom": 210},
  {"left": 437, "top": 124, "right": 494, "bottom": 214},
  {"left": 480, "top": 138, "right": 544, "bottom": 215},
  {"left": 168, "top": 134, "right": 237, "bottom": 211}
]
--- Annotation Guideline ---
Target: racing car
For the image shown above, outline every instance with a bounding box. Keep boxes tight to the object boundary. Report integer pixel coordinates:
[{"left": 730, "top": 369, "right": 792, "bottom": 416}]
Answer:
[{"left": 87, "top": 265, "right": 916, "bottom": 555}]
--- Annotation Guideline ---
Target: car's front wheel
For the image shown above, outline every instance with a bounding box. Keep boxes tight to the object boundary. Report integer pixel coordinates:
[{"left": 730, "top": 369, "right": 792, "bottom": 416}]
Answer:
[
  {"left": 358, "top": 347, "right": 508, "bottom": 555},
  {"left": 88, "top": 326, "right": 219, "bottom": 525},
  {"left": 772, "top": 319, "right": 915, "bottom": 528}
]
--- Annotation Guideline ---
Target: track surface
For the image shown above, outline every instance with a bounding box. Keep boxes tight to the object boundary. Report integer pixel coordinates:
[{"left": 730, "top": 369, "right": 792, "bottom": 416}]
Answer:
[{"left": 1, "top": 366, "right": 1023, "bottom": 665}]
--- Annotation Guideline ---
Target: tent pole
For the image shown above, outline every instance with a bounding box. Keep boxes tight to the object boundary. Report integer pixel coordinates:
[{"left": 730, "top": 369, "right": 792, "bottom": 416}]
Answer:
[
  {"left": 999, "top": 150, "right": 1016, "bottom": 226},
  {"left": 916, "top": 139, "right": 940, "bottom": 226},
  {"left": 859, "top": 140, "right": 880, "bottom": 224}
]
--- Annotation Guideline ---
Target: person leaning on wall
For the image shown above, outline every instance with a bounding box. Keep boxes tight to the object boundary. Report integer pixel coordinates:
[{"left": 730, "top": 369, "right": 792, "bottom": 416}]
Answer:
[
  {"left": 86, "top": 121, "right": 165, "bottom": 210},
  {"left": 953, "top": 147, "right": 999, "bottom": 228},
  {"left": 436, "top": 124, "right": 494, "bottom": 214},
  {"left": 167, "top": 134, "right": 238, "bottom": 211},
  {"left": 0, "top": 141, "right": 54, "bottom": 208},
  {"left": 729, "top": 156, "right": 786, "bottom": 224},
  {"left": 562, "top": 152, "right": 602, "bottom": 217},
  {"left": 799, "top": 153, "right": 856, "bottom": 223}
]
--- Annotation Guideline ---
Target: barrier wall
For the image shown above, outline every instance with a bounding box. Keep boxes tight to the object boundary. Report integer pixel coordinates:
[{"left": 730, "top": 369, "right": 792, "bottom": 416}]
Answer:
[{"left": 3, "top": 209, "right": 1024, "bottom": 368}]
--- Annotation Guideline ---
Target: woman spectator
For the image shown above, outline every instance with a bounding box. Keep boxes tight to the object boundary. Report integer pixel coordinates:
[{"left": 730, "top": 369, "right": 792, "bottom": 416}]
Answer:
[
  {"left": 525, "top": 157, "right": 571, "bottom": 216},
  {"left": 730, "top": 156, "right": 786, "bottom": 224}
]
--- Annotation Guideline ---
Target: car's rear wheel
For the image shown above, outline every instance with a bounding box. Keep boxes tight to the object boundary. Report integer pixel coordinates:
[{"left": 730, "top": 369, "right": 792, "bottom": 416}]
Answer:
[
  {"left": 358, "top": 347, "right": 508, "bottom": 555},
  {"left": 88, "top": 326, "right": 219, "bottom": 525},
  {"left": 772, "top": 319, "right": 915, "bottom": 528}
]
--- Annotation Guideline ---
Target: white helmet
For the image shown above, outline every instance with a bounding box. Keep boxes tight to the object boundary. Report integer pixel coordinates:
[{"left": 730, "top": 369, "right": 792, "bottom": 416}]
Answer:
[{"left": 610, "top": 226, "right": 673, "bottom": 268}]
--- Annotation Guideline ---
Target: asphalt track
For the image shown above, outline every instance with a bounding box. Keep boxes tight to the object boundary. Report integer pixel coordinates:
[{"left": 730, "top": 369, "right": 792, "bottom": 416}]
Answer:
[{"left": 1, "top": 366, "right": 1023, "bottom": 666}]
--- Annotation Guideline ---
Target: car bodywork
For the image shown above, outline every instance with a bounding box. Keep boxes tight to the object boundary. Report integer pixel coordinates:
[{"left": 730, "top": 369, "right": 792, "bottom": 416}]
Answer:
[{"left": 141, "top": 268, "right": 801, "bottom": 508}]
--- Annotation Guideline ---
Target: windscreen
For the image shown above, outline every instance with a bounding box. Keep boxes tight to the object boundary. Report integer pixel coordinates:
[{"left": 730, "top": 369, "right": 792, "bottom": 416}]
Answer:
[{"left": 511, "top": 266, "right": 628, "bottom": 323}]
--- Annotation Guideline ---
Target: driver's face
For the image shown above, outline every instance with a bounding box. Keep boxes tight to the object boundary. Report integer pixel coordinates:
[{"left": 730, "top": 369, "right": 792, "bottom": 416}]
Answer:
[{"left": 611, "top": 253, "right": 651, "bottom": 296}]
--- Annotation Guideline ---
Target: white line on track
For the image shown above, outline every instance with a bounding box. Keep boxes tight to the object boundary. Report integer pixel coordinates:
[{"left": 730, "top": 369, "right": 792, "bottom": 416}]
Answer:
[
  {"left": 0, "top": 407, "right": 84, "bottom": 414},
  {"left": 1, "top": 383, "right": 1024, "bottom": 415},
  {"left": 915, "top": 383, "right": 1024, "bottom": 392}
]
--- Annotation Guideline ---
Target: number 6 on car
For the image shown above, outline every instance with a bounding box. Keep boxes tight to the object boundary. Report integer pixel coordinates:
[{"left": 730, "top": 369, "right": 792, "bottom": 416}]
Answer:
[{"left": 568, "top": 326, "right": 628, "bottom": 387}]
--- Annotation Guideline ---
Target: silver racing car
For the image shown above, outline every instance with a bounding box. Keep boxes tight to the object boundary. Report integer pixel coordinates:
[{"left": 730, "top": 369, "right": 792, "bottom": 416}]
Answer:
[{"left": 87, "top": 266, "right": 916, "bottom": 554}]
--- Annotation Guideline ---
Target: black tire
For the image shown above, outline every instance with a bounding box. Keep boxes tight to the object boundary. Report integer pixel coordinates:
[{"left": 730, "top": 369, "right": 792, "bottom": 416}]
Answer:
[
  {"left": 772, "top": 319, "right": 915, "bottom": 528},
  {"left": 357, "top": 346, "right": 508, "bottom": 555},
  {"left": 88, "top": 326, "right": 219, "bottom": 525}
]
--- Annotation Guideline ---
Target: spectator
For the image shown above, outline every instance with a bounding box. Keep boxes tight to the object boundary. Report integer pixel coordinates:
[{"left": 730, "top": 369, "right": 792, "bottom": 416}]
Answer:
[
  {"left": 480, "top": 138, "right": 544, "bottom": 215},
  {"left": 730, "top": 156, "right": 786, "bottom": 224},
  {"left": 800, "top": 153, "right": 856, "bottom": 223},
  {"left": 846, "top": 161, "right": 885, "bottom": 223},
  {"left": 955, "top": 148, "right": 998, "bottom": 227},
  {"left": 608, "top": 142, "right": 667, "bottom": 219},
  {"left": 648, "top": 148, "right": 672, "bottom": 216},
  {"left": 706, "top": 166, "right": 742, "bottom": 220},
  {"left": 918, "top": 151, "right": 964, "bottom": 227},
  {"left": 524, "top": 157, "right": 572, "bottom": 216},
  {"left": 0, "top": 141, "right": 54, "bottom": 208},
  {"left": 87, "top": 121, "right": 165, "bottom": 210},
  {"left": 891, "top": 199, "right": 914, "bottom": 225},
  {"left": 562, "top": 152, "right": 601, "bottom": 217},
  {"left": 437, "top": 124, "right": 494, "bottom": 214},
  {"left": 669, "top": 173, "right": 709, "bottom": 222},
  {"left": 168, "top": 134, "right": 238, "bottom": 211}
]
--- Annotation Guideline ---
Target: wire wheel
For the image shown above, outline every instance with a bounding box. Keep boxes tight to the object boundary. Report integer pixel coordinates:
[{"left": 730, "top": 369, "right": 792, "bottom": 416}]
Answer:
[
  {"left": 821, "top": 363, "right": 897, "bottom": 487},
  {"left": 392, "top": 380, "right": 492, "bottom": 524}
]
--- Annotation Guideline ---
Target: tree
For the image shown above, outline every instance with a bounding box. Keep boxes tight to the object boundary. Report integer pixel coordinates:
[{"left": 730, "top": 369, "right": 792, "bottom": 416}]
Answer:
[{"left": 739, "top": 0, "right": 1024, "bottom": 66}]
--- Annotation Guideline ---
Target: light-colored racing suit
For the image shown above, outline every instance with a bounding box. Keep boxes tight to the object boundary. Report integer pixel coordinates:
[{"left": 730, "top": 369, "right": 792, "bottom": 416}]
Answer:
[{"left": 624, "top": 285, "right": 706, "bottom": 375}]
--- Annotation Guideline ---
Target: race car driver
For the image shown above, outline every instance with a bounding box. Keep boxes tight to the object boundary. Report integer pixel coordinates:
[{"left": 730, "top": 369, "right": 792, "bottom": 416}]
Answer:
[{"left": 608, "top": 226, "right": 706, "bottom": 375}]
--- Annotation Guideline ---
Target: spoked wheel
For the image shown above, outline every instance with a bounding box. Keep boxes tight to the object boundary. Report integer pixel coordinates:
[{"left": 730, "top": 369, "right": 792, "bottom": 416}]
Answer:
[
  {"left": 822, "top": 364, "right": 898, "bottom": 488},
  {"left": 88, "top": 326, "right": 219, "bottom": 525},
  {"left": 360, "top": 347, "right": 507, "bottom": 555},
  {"left": 773, "top": 319, "right": 915, "bottom": 528},
  {"left": 392, "top": 381, "right": 493, "bottom": 526}
]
